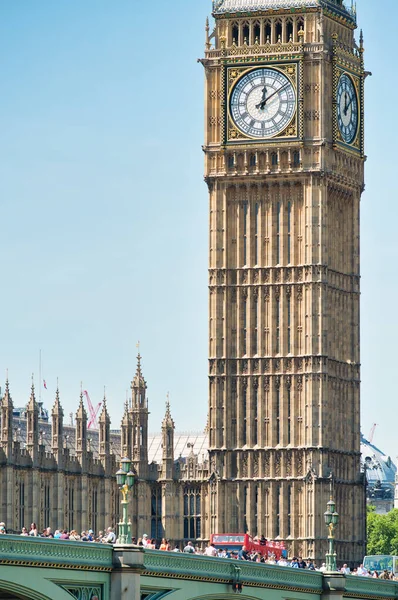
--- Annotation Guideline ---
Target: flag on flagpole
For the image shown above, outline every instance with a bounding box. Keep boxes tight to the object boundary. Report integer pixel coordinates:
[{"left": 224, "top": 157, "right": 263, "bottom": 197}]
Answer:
[{"left": 43, "top": 380, "right": 47, "bottom": 390}]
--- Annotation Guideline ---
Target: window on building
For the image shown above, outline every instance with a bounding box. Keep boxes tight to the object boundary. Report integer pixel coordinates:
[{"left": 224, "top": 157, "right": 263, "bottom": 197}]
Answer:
[
  {"left": 250, "top": 154, "right": 256, "bottom": 167},
  {"left": 287, "top": 201, "right": 292, "bottom": 264},
  {"left": 242, "top": 385, "right": 247, "bottom": 446},
  {"left": 243, "top": 486, "right": 248, "bottom": 533},
  {"left": 271, "top": 152, "right": 278, "bottom": 166},
  {"left": 183, "top": 487, "right": 201, "bottom": 540},
  {"left": 228, "top": 155, "right": 235, "bottom": 168},
  {"left": 293, "top": 150, "right": 300, "bottom": 167},
  {"left": 286, "top": 295, "right": 292, "bottom": 354},
  {"left": 151, "top": 487, "right": 162, "bottom": 539},
  {"left": 232, "top": 24, "right": 239, "bottom": 45},
  {"left": 275, "top": 295, "right": 280, "bottom": 354},
  {"left": 243, "top": 24, "right": 249, "bottom": 44},
  {"left": 276, "top": 483, "right": 281, "bottom": 537},
  {"left": 276, "top": 201, "right": 281, "bottom": 265},
  {"left": 287, "top": 20, "right": 293, "bottom": 42},
  {"left": 276, "top": 386, "right": 280, "bottom": 444},
  {"left": 276, "top": 22, "right": 282, "bottom": 42},
  {"left": 253, "top": 384, "right": 258, "bottom": 446},
  {"left": 253, "top": 293, "right": 258, "bottom": 355},
  {"left": 68, "top": 484, "right": 75, "bottom": 532},
  {"left": 242, "top": 297, "right": 247, "bottom": 355},
  {"left": 243, "top": 201, "right": 248, "bottom": 266},
  {"left": 19, "top": 481, "right": 25, "bottom": 530},
  {"left": 265, "top": 21, "right": 271, "bottom": 43},
  {"left": 44, "top": 482, "right": 50, "bottom": 527},
  {"left": 254, "top": 202, "right": 259, "bottom": 265},
  {"left": 92, "top": 487, "right": 98, "bottom": 534},
  {"left": 254, "top": 23, "right": 260, "bottom": 43},
  {"left": 287, "top": 485, "right": 292, "bottom": 537},
  {"left": 287, "top": 386, "right": 291, "bottom": 445},
  {"left": 297, "top": 18, "right": 305, "bottom": 38}
]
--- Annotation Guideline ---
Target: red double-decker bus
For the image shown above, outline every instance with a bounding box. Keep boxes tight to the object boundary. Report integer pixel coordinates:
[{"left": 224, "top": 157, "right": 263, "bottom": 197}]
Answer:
[{"left": 210, "top": 533, "right": 286, "bottom": 560}]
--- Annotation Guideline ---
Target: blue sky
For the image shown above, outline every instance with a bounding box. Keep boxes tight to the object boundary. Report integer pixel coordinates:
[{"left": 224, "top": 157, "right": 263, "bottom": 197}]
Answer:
[{"left": 0, "top": 1, "right": 396, "bottom": 459}]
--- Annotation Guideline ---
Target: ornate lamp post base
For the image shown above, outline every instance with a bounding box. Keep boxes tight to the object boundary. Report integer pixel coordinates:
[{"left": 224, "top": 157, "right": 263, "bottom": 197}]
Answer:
[
  {"left": 117, "top": 499, "right": 132, "bottom": 545},
  {"left": 326, "top": 550, "right": 338, "bottom": 572},
  {"left": 116, "top": 459, "right": 135, "bottom": 545}
]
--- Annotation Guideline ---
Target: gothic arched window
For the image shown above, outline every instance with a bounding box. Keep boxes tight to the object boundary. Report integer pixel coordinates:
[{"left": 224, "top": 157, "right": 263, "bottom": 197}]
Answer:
[{"left": 183, "top": 487, "right": 201, "bottom": 540}]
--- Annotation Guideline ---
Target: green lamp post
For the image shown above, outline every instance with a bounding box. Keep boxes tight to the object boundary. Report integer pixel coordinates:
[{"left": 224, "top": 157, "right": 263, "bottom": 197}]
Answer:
[
  {"left": 324, "top": 497, "right": 339, "bottom": 572},
  {"left": 116, "top": 456, "right": 135, "bottom": 545}
]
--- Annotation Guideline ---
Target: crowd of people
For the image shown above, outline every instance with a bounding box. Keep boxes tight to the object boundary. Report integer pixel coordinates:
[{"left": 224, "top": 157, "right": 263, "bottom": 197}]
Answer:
[
  {"left": 0, "top": 521, "right": 117, "bottom": 544},
  {"left": 1, "top": 522, "right": 397, "bottom": 579},
  {"left": 340, "top": 563, "right": 397, "bottom": 579}
]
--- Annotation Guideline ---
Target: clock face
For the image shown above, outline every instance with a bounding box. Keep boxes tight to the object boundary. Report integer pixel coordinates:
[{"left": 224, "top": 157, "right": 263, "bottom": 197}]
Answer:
[
  {"left": 230, "top": 68, "right": 296, "bottom": 139},
  {"left": 337, "top": 73, "right": 358, "bottom": 144}
]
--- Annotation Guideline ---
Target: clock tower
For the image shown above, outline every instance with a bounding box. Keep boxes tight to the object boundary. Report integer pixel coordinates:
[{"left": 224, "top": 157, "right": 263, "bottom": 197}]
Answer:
[{"left": 203, "top": 0, "right": 366, "bottom": 563}]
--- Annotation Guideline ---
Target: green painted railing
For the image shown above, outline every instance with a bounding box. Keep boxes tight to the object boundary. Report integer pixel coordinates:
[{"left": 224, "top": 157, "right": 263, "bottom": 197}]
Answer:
[
  {"left": 345, "top": 574, "right": 398, "bottom": 598},
  {"left": 142, "top": 549, "right": 323, "bottom": 592},
  {"left": 0, "top": 535, "right": 114, "bottom": 571}
]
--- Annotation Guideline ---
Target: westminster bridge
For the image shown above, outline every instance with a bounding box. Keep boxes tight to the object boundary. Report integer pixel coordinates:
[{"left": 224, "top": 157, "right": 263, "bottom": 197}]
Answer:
[{"left": 0, "top": 537, "right": 398, "bottom": 600}]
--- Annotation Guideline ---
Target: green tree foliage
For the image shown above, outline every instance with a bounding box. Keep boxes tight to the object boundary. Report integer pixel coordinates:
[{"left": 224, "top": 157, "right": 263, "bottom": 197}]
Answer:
[{"left": 367, "top": 507, "right": 398, "bottom": 555}]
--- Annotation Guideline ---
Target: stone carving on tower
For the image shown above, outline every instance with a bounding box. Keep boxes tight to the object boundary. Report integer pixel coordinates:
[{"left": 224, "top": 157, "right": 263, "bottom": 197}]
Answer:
[
  {"left": 0, "top": 377, "right": 13, "bottom": 459},
  {"left": 202, "top": 0, "right": 366, "bottom": 562},
  {"left": 99, "top": 392, "right": 111, "bottom": 470},
  {"left": 51, "top": 385, "right": 64, "bottom": 465},
  {"left": 75, "top": 389, "right": 88, "bottom": 465},
  {"left": 26, "top": 379, "right": 39, "bottom": 464},
  {"left": 161, "top": 395, "right": 175, "bottom": 481},
  {"left": 131, "top": 352, "right": 149, "bottom": 477}
]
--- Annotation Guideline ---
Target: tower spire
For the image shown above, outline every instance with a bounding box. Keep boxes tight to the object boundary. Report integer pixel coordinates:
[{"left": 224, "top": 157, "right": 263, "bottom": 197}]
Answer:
[
  {"left": 51, "top": 382, "right": 64, "bottom": 462},
  {"left": 205, "top": 16, "right": 210, "bottom": 50},
  {"left": 161, "top": 393, "right": 175, "bottom": 480},
  {"left": 131, "top": 347, "right": 149, "bottom": 476},
  {"left": 26, "top": 375, "right": 39, "bottom": 462},
  {"left": 99, "top": 387, "right": 111, "bottom": 468},
  {"left": 1, "top": 373, "right": 13, "bottom": 457}
]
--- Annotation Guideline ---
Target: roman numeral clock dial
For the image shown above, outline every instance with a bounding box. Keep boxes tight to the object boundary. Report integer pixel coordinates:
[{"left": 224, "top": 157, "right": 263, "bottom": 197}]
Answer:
[
  {"left": 337, "top": 72, "right": 358, "bottom": 144},
  {"left": 230, "top": 68, "right": 296, "bottom": 139}
]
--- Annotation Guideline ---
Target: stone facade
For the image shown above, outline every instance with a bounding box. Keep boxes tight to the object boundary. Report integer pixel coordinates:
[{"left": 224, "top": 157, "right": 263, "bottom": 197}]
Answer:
[
  {"left": 0, "top": 0, "right": 367, "bottom": 565},
  {"left": 203, "top": 0, "right": 366, "bottom": 565},
  {"left": 0, "top": 359, "right": 209, "bottom": 543}
]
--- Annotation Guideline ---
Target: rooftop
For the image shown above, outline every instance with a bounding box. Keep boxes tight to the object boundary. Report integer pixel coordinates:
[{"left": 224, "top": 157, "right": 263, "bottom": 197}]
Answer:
[{"left": 212, "top": 0, "right": 356, "bottom": 23}]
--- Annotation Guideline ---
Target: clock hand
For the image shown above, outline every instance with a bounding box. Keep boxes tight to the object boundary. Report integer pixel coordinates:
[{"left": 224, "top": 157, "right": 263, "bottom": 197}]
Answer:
[
  {"left": 344, "top": 95, "right": 354, "bottom": 115},
  {"left": 255, "top": 86, "right": 268, "bottom": 110},
  {"left": 255, "top": 83, "right": 289, "bottom": 111},
  {"left": 263, "top": 82, "right": 290, "bottom": 105},
  {"left": 344, "top": 92, "right": 348, "bottom": 115}
]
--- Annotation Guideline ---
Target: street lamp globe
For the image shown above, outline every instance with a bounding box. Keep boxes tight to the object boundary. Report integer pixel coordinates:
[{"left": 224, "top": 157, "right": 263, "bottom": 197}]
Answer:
[
  {"left": 126, "top": 471, "right": 135, "bottom": 488},
  {"left": 121, "top": 456, "right": 131, "bottom": 474},
  {"left": 116, "top": 468, "right": 125, "bottom": 487}
]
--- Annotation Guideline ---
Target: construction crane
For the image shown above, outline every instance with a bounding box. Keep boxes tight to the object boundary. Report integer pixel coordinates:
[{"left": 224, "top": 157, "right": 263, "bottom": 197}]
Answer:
[
  {"left": 83, "top": 390, "right": 102, "bottom": 430},
  {"left": 368, "top": 423, "right": 377, "bottom": 444}
]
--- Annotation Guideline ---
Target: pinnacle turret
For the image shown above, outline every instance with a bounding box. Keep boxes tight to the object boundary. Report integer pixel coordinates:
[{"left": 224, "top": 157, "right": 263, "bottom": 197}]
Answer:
[
  {"left": 2, "top": 375, "right": 12, "bottom": 407},
  {"left": 1, "top": 374, "right": 13, "bottom": 456},
  {"left": 76, "top": 388, "right": 87, "bottom": 420},
  {"left": 52, "top": 385, "right": 64, "bottom": 417},
  {"left": 27, "top": 375, "right": 36, "bottom": 410},
  {"left": 131, "top": 352, "right": 147, "bottom": 391},
  {"left": 99, "top": 389, "right": 110, "bottom": 424},
  {"left": 162, "top": 394, "right": 175, "bottom": 430},
  {"left": 51, "top": 384, "right": 64, "bottom": 460}
]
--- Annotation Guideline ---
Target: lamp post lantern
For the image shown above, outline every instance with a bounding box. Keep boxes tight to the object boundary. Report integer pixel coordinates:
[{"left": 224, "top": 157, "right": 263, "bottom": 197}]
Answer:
[
  {"left": 116, "top": 457, "right": 135, "bottom": 544},
  {"left": 324, "top": 497, "right": 339, "bottom": 572}
]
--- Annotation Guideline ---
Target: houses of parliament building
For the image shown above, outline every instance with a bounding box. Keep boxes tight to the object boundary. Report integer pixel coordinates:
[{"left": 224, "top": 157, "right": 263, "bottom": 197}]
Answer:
[{"left": 0, "top": 0, "right": 367, "bottom": 564}]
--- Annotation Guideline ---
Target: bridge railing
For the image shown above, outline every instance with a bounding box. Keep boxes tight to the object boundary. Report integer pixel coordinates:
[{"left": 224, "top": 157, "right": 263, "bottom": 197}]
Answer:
[{"left": 0, "top": 535, "right": 113, "bottom": 571}]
